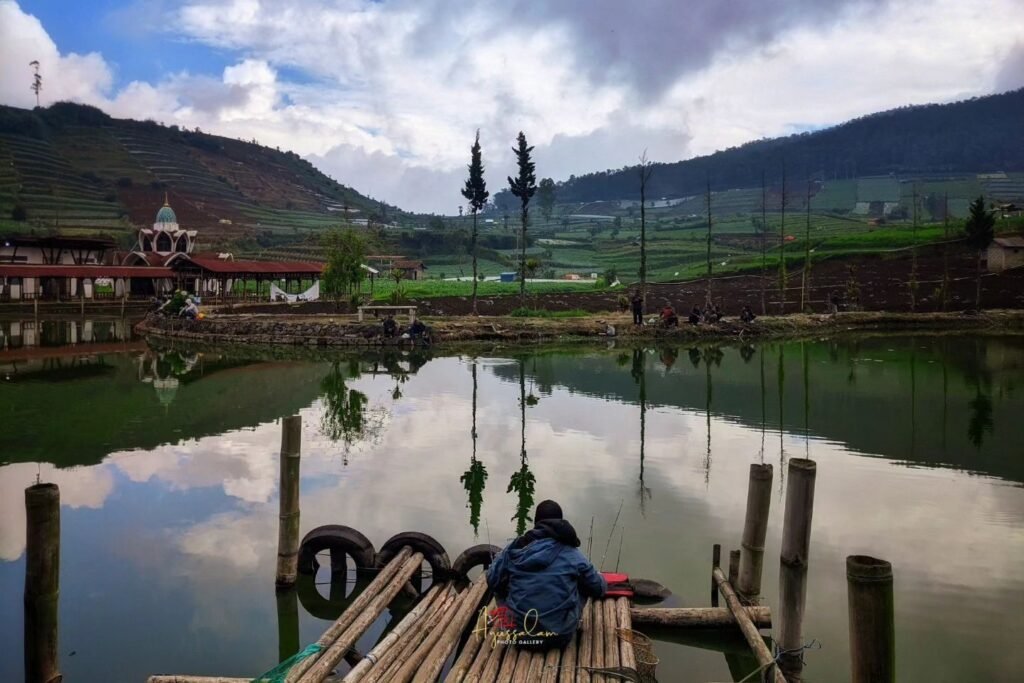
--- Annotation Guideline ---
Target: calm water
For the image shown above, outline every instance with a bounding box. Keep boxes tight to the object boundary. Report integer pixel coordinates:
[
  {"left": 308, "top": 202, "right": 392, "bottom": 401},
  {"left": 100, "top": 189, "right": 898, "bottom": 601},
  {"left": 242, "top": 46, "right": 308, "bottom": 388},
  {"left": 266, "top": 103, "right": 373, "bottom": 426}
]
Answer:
[{"left": 1, "top": 330, "right": 1023, "bottom": 681}]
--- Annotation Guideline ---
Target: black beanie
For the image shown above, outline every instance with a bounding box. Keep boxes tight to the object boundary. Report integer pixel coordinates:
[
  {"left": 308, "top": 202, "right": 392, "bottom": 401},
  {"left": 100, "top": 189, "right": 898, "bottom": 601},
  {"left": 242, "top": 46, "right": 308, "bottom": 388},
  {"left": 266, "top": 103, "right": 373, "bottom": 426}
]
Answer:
[{"left": 535, "top": 500, "right": 563, "bottom": 522}]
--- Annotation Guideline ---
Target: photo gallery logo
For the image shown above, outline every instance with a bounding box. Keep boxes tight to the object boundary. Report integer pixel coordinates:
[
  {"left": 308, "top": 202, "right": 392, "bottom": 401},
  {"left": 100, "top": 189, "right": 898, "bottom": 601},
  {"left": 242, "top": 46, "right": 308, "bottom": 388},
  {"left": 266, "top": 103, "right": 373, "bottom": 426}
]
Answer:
[{"left": 472, "top": 605, "right": 558, "bottom": 647}]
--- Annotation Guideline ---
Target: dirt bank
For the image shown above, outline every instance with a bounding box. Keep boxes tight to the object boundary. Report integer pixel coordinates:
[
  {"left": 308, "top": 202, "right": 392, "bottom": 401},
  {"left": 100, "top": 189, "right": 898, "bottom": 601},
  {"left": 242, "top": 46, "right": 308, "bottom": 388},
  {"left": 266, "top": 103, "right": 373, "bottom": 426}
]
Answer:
[{"left": 138, "top": 309, "right": 1024, "bottom": 348}]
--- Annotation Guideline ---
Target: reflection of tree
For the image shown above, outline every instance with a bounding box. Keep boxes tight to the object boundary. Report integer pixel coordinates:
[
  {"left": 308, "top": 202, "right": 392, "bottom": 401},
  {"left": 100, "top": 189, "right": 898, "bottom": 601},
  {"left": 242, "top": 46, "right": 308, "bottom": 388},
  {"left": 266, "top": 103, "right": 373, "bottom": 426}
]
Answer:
[
  {"left": 508, "top": 359, "right": 535, "bottom": 536},
  {"left": 759, "top": 347, "right": 766, "bottom": 464},
  {"left": 777, "top": 344, "right": 786, "bottom": 492},
  {"left": 967, "top": 389, "right": 993, "bottom": 449},
  {"left": 320, "top": 360, "right": 385, "bottom": 458},
  {"left": 802, "top": 342, "right": 810, "bottom": 458},
  {"left": 740, "top": 344, "right": 756, "bottom": 363},
  {"left": 461, "top": 360, "right": 488, "bottom": 536},
  {"left": 688, "top": 347, "right": 701, "bottom": 369},
  {"left": 634, "top": 349, "right": 652, "bottom": 512},
  {"left": 702, "top": 347, "right": 714, "bottom": 484}
]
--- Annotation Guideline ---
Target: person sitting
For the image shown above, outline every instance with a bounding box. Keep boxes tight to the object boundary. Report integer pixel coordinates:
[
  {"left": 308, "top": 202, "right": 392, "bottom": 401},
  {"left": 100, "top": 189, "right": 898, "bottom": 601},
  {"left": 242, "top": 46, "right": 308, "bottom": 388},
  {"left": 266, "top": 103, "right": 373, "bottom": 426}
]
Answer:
[
  {"left": 688, "top": 306, "right": 702, "bottom": 325},
  {"left": 486, "top": 500, "right": 607, "bottom": 651},
  {"left": 382, "top": 315, "right": 398, "bottom": 338},
  {"left": 180, "top": 297, "right": 199, "bottom": 320},
  {"left": 740, "top": 305, "right": 756, "bottom": 323},
  {"left": 705, "top": 304, "right": 721, "bottom": 323},
  {"left": 659, "top": 303, "right": 679, "bottom": 328}
]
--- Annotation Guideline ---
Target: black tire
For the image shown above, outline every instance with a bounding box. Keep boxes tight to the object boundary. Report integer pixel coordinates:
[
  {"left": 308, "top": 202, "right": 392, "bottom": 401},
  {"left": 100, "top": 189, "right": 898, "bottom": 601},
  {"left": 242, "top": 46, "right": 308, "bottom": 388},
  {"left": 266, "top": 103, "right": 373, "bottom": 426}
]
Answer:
[
  {"left": 377, "top": 531, "right": 451, "bottom": 580},
  {"left": 295, "top": 567, "right": 374, "bottom": 620},
  {"left": 451, "top": 544, "right": 501, "bottom": 578},
  {"left": 297, "top": 525, "right": 376, "bottom": 576}
]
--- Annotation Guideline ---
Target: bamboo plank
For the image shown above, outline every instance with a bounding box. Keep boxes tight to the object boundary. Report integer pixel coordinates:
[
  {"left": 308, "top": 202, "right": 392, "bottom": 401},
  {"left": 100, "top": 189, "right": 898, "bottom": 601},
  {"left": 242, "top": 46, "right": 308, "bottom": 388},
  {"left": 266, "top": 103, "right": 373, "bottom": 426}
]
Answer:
[
  {"left": 478, "top": 640, "right": 509, "bottom": 683},
  {"left": 496, "top": 639, "right": 520, "bottom": 681},
  {"left": 558, "top": 631, "right": 577, "bottom": 683},
  {"left": 297, "top": 552, "right": 425, "bottom": 682},
  {"left": 412, "top": 575, "right": 491, "bottom": 683},
  {"left": 342, "top": 583, "right": 446, "bottom": 682},
  {"left": 286, "top": 546, "right": 414, "bottom": 683},
  {"left": 540, "top": 646, "right": 562, "bottom": 683},
  {"left": 602, "top": 600, "right": 619, "bottom": 675},
  {"left": 629, "top": 606, "right": 772, "bottom": 629},
  {"left": 712, "top": 567, "right": 786, "bottom": 683},
  {"left": 366, "top": 586, "right": 459, "bottom": 683},
  {"left": 615, "top": 598, "right": 635, "bottom": 674},
  {"left": 575, "top": 601, "right": 592, "bottom": 683},
  {"left": 591, "top": 599, "right": 605, "bottom": 683}
]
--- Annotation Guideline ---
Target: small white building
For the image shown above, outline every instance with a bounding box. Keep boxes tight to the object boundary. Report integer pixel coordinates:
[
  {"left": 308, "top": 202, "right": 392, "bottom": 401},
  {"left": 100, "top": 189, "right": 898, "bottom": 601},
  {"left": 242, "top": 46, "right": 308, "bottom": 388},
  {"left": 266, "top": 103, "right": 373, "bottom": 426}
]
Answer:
[{"left": 987, "top": 236, "right": 1024, "bottom": 272}]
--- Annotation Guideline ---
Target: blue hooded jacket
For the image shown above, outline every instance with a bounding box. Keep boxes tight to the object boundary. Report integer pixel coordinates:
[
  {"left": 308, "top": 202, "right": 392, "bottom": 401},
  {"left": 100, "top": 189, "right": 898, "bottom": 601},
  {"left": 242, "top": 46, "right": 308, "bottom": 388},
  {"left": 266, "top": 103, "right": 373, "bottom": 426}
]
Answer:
[{"left": 486, "top": 519, "right": 607, "bottom": 641}]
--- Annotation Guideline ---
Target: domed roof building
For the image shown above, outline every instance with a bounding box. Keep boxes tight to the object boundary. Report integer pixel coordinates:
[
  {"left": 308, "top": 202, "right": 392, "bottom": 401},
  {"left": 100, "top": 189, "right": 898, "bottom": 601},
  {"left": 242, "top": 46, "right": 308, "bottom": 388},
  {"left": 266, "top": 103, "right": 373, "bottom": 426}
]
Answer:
[{"left": 126, "top": 194, "right": 198, "bottom": 264}]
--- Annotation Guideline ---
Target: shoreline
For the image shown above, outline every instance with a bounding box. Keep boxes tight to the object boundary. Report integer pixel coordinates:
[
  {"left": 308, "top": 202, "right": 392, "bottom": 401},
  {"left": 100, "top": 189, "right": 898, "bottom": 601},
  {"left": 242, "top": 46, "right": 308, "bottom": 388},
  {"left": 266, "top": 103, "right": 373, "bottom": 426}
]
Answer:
[{"left": 136, "top": 309, "right": 1024, "bottom": 349}]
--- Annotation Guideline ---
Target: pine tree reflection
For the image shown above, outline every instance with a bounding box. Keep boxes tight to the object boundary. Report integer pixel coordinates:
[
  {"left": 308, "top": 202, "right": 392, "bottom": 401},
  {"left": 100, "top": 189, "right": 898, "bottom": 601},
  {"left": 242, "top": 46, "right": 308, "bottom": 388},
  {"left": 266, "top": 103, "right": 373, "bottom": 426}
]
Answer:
[{"left": 461, "top": 360, "right": 488, "bottom": 536}]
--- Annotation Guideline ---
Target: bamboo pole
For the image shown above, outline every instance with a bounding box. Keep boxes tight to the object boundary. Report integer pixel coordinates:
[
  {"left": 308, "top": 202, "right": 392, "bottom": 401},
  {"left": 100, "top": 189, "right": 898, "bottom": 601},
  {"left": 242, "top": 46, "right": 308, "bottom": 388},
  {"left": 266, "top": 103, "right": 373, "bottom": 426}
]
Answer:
[
  {"left": 847, "top": 556, "right": 895, "bottom": 683},
  {"left": 591, "top": 599, "right": 605, "bottom": 683},
  {"left": 576, "top": 600, "right": 593, "bottom": 683},
  {"left": 460, "top": 640, "right": 493, "bottom": 683},
  {"left": 277, "top": 587, "right": 300, "bottom": 664},
  {"left": 602, "top": 599, "right": 619, "bottom": 676},
  {"left": 25, "top": 483, "right": 61, "bottom": 683},
  {"left": 615, "top": 598, "right": 636, "bottom": 674},
  {"left": 728, "top": 550, "right": 740, "bottom": 587},
  {"left": 737, "top": 463, "right": 773, "bottom": 599},
  {"left": 712, "top": 567, "right": 785, "bottom": 683},
  {"left": 630, "top": 606, "right": 772, "bottom": 629},
  {"left": 366, "top": 587, "right": 459, "bottom": 683},
  {"left": 410, "top": 574, "right": 490, "bottom": 683},
  {"left": 149, "top": 678, "right": 251, "bottom": 683},
  {"left": 444, "top": 598, "right": 488, "bottom": 683},
  {"left": 540, "top": 645, "right": 562, "bottom": 683},
  {"left": 558, "top": 628, "right": 577, "bottom": 683},
  {"left": 343, "top": 584, "right": 445, "bottom": 682},
  {"left": 496, "top": 637, "right": 521, "bottom": 681},
  {"left": 778, "top": 458, "right": 816, "bottom": 681},
  {"left": 276, "top": 415, "right": 302, "bottom": 587},
  {"left": 509, "top": 648, "right": 533, "bottom": 683},
  {"left": 477, "top": 639, "right": 509, "bottom": 683},
  {"left": 293, "top": 549, "right": 421, "bottom": 683},
  {"left": 711, "top": 543, "right": 721, "bottom": 607}
]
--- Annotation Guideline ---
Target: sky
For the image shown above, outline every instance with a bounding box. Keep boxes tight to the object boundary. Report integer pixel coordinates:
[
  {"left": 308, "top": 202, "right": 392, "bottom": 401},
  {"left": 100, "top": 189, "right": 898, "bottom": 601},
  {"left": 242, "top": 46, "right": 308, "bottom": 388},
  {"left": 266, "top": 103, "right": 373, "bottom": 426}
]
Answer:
[{"left": 1, "top": 0, "right": 1023, "bottom": 214}]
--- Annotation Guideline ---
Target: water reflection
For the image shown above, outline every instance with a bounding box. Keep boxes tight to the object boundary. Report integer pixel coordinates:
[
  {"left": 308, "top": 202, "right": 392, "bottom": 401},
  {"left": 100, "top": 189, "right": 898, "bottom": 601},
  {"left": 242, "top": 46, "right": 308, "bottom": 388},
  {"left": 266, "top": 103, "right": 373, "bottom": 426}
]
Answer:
[
  {"left": 460, "top": 360, "right": 487, "bottom": 537},
  {"left": 2, "top": 335, "right": 1024, "bottom": 681}
]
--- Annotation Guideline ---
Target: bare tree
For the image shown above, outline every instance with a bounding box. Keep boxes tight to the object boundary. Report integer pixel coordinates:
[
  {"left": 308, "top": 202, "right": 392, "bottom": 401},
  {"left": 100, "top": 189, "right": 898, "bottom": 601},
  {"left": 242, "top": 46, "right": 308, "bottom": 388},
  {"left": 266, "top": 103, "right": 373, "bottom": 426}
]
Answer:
[
  {"left": 29, "top": 61, "right": 41, "bottom": 108},
  {"left": 801, "top": 179, "right": 812, "bottom": 312},
  {"left": 760, "top": 171, "right": 768, "bottom": 315},
  {"left": 909, "top": 184, "right": 919, "bottom": 311},
  {"left": 637, "top": 151, "right": 654, "bottom": 307},
  {"left": 778, "top": 164, "right": 788, "bottom": 315},
  {"left": 705, "top": 176, "right": 713, "bottom": 309}
]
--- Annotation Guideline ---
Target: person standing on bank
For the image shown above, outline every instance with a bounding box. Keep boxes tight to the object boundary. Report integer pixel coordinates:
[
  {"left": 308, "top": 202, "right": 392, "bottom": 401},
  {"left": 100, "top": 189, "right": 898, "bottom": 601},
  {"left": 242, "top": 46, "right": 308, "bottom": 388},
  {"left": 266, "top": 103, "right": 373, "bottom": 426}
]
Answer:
[
  {"left": 486, "top": 500, "right": 607, "bottom": 650},
  {"left": 630, "top": 292, "right": 644, "bottom": 326}
]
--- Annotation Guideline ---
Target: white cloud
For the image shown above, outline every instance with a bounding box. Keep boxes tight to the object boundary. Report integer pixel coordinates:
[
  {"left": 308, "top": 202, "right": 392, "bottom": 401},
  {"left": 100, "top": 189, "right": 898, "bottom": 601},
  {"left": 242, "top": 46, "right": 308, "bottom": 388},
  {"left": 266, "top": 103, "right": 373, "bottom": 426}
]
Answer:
[
  {"left": 0, "top": 0, "right": 113, "bottom": 108},
  {"left": 2, "top": 0, "right": 1023, "bottom": 212}
]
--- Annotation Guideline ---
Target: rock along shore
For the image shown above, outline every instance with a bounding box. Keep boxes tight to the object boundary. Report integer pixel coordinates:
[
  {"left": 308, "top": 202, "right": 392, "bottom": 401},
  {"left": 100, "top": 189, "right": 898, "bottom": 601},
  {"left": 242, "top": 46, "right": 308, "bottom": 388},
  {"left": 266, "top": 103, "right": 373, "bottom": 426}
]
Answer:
[{"left": 136, "top": 309, "right": 1024, "bottom": 348}]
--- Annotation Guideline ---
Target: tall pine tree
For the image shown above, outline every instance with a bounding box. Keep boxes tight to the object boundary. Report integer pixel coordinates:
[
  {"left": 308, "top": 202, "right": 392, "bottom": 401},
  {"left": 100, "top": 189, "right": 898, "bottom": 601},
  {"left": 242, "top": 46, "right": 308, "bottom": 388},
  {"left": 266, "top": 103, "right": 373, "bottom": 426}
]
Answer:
[
  {"left": 461, "top": 130, "right": 489, "bottom": 315},
  {"left": 508, "top": 132, "right": 537, "bottom": 305}
]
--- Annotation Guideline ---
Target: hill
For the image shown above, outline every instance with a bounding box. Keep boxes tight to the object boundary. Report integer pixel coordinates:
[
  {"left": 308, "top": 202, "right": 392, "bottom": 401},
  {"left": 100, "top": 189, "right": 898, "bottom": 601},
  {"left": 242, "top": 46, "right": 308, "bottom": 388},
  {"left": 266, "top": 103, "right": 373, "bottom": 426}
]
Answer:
[
  {"left": 0, "top": 102, "right": 400, "bottom": 251},
  {"left": 494, "top": 88, "right": 1024, "bottom": 207}
]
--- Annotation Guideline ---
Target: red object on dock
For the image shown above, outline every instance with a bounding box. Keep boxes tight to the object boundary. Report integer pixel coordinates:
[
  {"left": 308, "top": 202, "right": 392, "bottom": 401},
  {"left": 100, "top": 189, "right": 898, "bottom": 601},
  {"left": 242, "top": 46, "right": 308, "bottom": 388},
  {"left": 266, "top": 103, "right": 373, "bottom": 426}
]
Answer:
[{"left": 601, "top": 572, "right": 634, "bottom": 597}]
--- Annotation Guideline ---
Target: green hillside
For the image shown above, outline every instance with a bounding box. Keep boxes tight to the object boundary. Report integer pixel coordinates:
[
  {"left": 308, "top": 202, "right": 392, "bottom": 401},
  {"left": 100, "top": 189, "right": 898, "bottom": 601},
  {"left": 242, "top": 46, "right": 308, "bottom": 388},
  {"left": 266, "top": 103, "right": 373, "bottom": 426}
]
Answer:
[{"left": 0, "top": 102, "right": 399, "bottom": 251}]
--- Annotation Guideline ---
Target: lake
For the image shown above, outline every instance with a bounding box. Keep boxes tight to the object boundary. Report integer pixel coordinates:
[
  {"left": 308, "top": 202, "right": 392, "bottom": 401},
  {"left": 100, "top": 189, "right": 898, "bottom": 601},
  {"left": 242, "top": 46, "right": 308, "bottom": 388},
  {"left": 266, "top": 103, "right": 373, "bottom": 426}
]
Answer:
[{"left": 1, "top": 327, "right": 1023, "bottom": 681}]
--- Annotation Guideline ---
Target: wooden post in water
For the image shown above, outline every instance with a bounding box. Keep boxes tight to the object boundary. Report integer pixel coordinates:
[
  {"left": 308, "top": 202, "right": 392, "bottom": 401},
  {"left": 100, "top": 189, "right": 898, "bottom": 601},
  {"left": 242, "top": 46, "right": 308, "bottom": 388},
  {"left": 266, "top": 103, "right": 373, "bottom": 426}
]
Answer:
[
  {"left": 847, "top": 555, "right": 895, "bottom": 683},
  {"left": 738, "top": 463, "right": 773, "bottom": 599},
  {"left": 276, "top": 415, "right": 302, "bottom": 587},
  {"left": 778, "top": 458, "right": 816, "bottom": 681},
  {"left": 276, "top": 587, "right": 300, "bottom": 664},
  {"left": 25, "top": 483, "right": 61, "bottom": 683},
  {"left": 728, "top": 550, "right": 740, "bottom": 587},
  {"left": 711, "top": 543, "right": 721, "bottom": 607}
]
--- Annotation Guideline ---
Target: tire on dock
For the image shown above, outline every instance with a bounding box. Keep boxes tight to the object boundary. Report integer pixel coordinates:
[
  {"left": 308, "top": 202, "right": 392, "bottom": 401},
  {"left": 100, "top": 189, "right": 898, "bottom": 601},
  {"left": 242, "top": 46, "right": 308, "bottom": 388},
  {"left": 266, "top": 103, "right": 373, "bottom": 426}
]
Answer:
[
  {"left": 451, "top": 543, "right": 501, "bottom": 579},
  {"left": 377, "top": 531, "right": 451, "bottom": 582},
  {"left": 297, "top": 524, "right": 376, "bottom": 575}
]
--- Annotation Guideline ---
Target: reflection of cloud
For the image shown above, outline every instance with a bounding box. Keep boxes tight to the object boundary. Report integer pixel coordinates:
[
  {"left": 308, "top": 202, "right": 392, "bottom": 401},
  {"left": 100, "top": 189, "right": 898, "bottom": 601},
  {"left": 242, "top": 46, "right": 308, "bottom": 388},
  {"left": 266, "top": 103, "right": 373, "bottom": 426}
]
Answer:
[{"left": 0, "top": 462, "right": 115, "bottom": 561}]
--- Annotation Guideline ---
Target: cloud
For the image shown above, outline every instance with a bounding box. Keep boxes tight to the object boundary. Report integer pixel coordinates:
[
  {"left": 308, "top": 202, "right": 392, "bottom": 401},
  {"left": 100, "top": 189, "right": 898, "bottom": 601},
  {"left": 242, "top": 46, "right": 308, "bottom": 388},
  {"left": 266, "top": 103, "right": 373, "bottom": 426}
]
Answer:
[
  {"left": 2, "top": 0, "right": 1024, "bottom": 212},
  {"left": 0, "top": 0, "right": 113, "bottom": 108}
]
